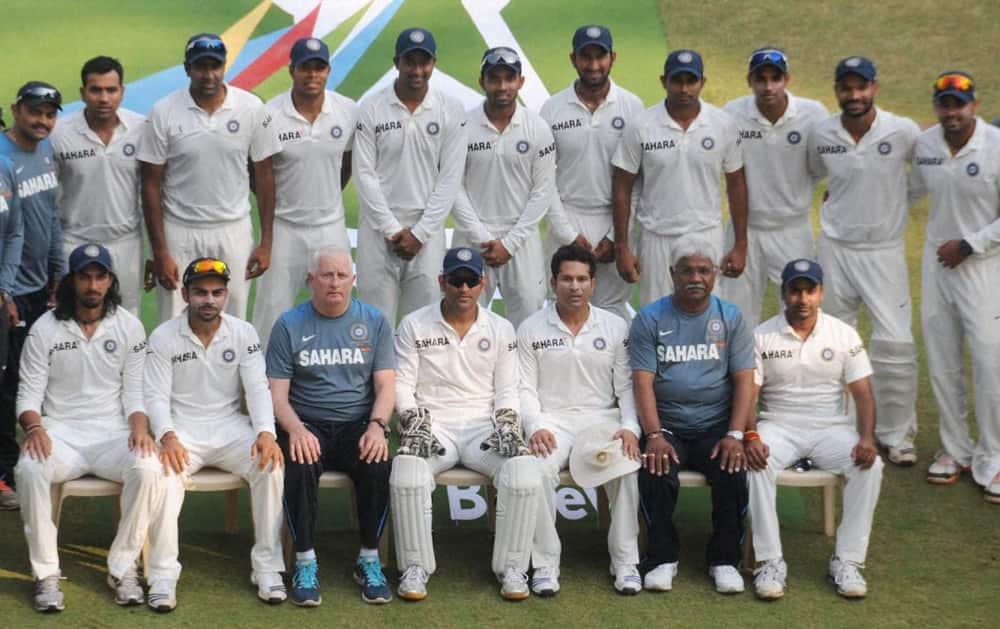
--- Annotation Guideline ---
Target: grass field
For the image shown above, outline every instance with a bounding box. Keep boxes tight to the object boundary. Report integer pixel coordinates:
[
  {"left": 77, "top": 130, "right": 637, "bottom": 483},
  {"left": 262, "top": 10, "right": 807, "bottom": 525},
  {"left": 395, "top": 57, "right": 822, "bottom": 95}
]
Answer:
[{"left": 1, "top": 1, "right": 999, "bottom": 627}]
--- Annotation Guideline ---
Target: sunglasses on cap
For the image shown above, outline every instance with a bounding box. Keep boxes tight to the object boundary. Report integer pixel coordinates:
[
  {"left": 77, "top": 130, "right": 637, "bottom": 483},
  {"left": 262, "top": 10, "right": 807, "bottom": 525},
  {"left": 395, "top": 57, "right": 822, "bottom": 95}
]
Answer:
[
  {"left": 446, "top": 273, "right": 481, "bottom": 289},
  {"left": 17, "top": 85, "right": 61, "bottom": 105},
  {"left": 481, "top": 47, "right": 521, "bottom": 70},
  {"left": 934, "top": 74, "right": 974, "bottom": 93},
  {"left": 191, "top": 259, "right": 229, "bottom": 275},
  {"left": 186, "top": 36, "right": 226, "bottom": 53},
  {"left": 748, "top": 49, "right": 788, "bottom": 73}
]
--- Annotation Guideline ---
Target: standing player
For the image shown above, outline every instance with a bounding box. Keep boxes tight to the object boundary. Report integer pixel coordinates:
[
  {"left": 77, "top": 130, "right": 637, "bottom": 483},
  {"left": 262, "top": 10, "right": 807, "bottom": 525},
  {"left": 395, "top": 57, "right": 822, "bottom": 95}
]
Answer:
[
  {"left": 540, "top": 25, "right": 645, "bottom": 321},
  {"left": 0, "top": 150, "right": 24, "bottom": 510},
  {"left": 390, "top": 246, "right": 540, "bottom": 601},
  {"left": 353, "top": 27, "right": 467, "bottom": 323},
  {"left": 519, "top": 244, "right": 642, "bottom": 595},
  {"left": 14, "top": 244, "right": 163, "bottom": 611},
  {"left": 146, "top": 258, "right": 285, "bottom": 611},
  {"left": 910, "top": 72, "right": 1000, "bottom": 501},
  {"left": 612, "top": 49, "right": 748, "bottom": 306},
  {"left": 720, "top": 48, "right": 829, "bottom": 329},
  {"left": 266, "top": 248, "right": 394, "bottom": 606},
  {"left": 806, "top": 57, "right": 921, "bottom": 466},
  {"left": 139, "top": 33, "right": 281, "bottom": 322},
  {"left": 51, "top": 56, "right": 145, "bottom": 315},
  {"left": 451, "top": 47, "right": 556, "bottom": 327},
  {"left": 252, "top": 37, "right": 357, "bottom": 348}
]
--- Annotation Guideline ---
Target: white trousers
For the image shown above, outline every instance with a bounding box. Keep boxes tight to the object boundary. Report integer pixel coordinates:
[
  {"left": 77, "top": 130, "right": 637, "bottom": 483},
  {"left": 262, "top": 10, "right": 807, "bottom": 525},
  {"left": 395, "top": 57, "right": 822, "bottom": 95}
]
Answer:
[
  {"left": 530, "top": 411, "right": 640, "bottom": 571},
  {"left": 921, "top": 244, "right": 1000, "bottom": 486},
  {"left": 252, "top": 217, "right": 350, "bottom": 350},
  {"left": 818, "top": 234, "right": 918, "bottom": 447},
  {"left": 454, "top": 231, "right": 546, "bottom": 329},
  {"left": 747, "top": 419, "right": 883, "bottom": 564},
  {"left": 63, "top": 232, "right": 144, "bottom": 317},
  {"left": 637, "top": 224, "right": 724, "bottom": 308},
  {"left": 153, "top": 416, "right": 284, "bottom": 582},
  {"left": 14, "top": 421, "right": 165, "bottom": 580},
  {"left": 158, "top": 216, "right": 254, "bottom": 323}
]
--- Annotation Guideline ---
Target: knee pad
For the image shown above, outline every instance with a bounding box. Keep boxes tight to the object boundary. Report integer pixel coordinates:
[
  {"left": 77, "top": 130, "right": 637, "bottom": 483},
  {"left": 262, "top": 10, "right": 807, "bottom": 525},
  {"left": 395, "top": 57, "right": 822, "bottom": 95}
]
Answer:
[
  {"left": 493, "top": 456, "right": 540, "bottom": 574},
  {"left": 389, "top": 455, "right": 435, "bottom": 573}
]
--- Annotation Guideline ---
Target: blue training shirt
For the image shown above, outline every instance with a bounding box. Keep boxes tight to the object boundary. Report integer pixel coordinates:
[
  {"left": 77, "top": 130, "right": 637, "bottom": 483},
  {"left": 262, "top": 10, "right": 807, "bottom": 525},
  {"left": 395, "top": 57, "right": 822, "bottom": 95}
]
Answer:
[
  {"left": 266, "top": 299, "right": 395, "bottom": 423},
  {"left": 629, "top": 295, "right": 754, "bottom": 435},
  {"left": 0, "top": 156, "right": 24, "bottom": 295}
]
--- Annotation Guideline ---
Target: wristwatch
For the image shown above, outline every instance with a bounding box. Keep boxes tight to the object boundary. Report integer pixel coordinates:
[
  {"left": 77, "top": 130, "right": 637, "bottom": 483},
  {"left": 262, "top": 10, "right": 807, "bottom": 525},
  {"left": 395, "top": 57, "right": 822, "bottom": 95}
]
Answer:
[
  {"left": 726, "top": 430, "right": 744, "bottom": 441},
  {"left": 958, "top": 239, "right": 973, "bottom": 257},
  {"left": 370, "top": 417, "right": 390, "bottom": 436}
]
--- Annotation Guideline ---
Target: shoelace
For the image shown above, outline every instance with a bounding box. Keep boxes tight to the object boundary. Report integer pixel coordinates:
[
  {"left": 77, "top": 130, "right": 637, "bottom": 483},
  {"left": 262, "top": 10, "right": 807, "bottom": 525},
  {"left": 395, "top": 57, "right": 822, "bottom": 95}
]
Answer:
[
  {"left": 504, "top": 569, "right": 529, "bottom": 587},
  {"left": 118, "top": 570, "right": 142, "bottom": 591},
  {"left": 832, "top": 562, "right": 864, "bottom": 587},
  {"left": 359, "top": 557, "right": 387, "bottom": 586},
  {"left": 37, "top": 575, "right": 61, "bottom": 595},
  {"left": 754, "top": 562, "right": 783, "bottom": 582},
  {"left": 293, "top": 562, "right": 319, "bottom": 589},
  {"left": 402, "top": 565, "right": 428, "bottom": 584}
]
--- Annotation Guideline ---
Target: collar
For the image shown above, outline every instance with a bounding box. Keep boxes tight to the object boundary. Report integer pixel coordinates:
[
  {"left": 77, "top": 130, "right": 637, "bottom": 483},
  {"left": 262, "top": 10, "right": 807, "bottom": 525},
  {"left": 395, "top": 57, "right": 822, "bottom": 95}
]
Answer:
[
  {"left": 661, "top": 99, "right": 709, "bottom": 131},
  {"left": 544, "top": 302, "right": 595, "bottom": 335},
  {"left": 433, "top": 300, "right": 488, "bottom": 336},
  {"left": 389, "top": 84, "right": 435, "bottom": 113},
  {"left": 749, "top": 90, "right": 800, "bottom": 125},
  {"left": 73, "top": 110, "right": 133, "bottom": 143},
  {"left": 473, "top": 103, "right": 524, "bottom": 131},
  {"left": 59, "top": 310, "right": 114, "bottom": 341},
  {"left": 281, "top": 89, "right": 333, "bottom": 122},
  {"left": 567, "top": 79, "right": 620, "bottom": 110},
  {"left": 180, "top": 311, "right": 231, "bottom": 348},
  {"left": 936, "top": 116, "right": 986, "bottom": 158},
  {"left": 184, "top": 84, "right": 234, "bottom": 114},
  {"left": 836, "top": 106, "right": 883, "bottom": 145},
  {"left": 779, "top": 309, "right": 826, "bottom": 340}
]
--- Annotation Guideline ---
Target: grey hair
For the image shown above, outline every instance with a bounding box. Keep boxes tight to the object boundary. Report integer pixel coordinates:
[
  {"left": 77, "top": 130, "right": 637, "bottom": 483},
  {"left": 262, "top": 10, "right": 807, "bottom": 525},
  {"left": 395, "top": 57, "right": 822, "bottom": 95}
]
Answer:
[
  {"left": 670, "top": 234, "right": 720, "bottom": 268},
  {"left": 308, "top": 246, "right": 352, "bottom": 273}
]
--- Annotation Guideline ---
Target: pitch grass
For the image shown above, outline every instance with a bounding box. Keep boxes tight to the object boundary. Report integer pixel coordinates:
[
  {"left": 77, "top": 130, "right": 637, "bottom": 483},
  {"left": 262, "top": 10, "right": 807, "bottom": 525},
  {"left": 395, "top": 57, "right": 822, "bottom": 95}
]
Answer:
[{"left": 2, "top": 0, "right": 1000, "bottom": 626}]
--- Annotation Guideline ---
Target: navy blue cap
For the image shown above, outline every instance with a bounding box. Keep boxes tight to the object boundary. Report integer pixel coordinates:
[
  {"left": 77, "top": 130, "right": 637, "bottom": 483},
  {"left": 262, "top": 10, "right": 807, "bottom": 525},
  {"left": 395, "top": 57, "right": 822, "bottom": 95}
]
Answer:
[
  {"left": 182, "top": 258, "right": 231, "bottom": 287},
  {"left": 934, "top": 71, "right": 976, "bottom": 104},
  {"left": 572, "top": 25, "right": 612, "bottom": 53},
  {"left": 16, "top": 81, "right": 62, "bottom": 111},
  {"left": 290, "top": 37, "right": 330, "bottom": 67},
  {"left": 185, "top": 33, "right": 226, "bottom": 64},
  {"left": 835, "top": 56, "right": 876, "bottom": 82},
  {"left": 781, "top": 259, "right": 823, "bottom": 287},
  {"left": 481, "top": 46, "right": 522, "bottom": 76},
  {"left": 664, "top": 49, "right": 704, "bottom": 80},
  {"left": 69, "top": 243, "right": 113, "bottom": 274},
  {"left": 443, "top": 247, "right": 484, "bottom": 276},
  {"left": 395, "top": 27, "right": 436, "bottom": 58}
]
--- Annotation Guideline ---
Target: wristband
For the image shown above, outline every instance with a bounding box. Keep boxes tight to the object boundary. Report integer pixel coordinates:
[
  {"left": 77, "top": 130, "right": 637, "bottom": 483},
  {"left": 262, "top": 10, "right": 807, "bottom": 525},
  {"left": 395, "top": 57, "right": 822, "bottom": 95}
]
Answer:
[
  {"left": 645, "top": 431, "right": 664, "bottom": 440},
  {"left": 370, "top": 417, "right": 390, "bottom": 435},
  {"left": 24, "top": 424, "right": 43, "bottom": 435},
  {"left": 958, "top": 239, "right": 973, "bottom": 257},
  {"left": 744, "top": 431, "right": 761, "bottom": 442}
]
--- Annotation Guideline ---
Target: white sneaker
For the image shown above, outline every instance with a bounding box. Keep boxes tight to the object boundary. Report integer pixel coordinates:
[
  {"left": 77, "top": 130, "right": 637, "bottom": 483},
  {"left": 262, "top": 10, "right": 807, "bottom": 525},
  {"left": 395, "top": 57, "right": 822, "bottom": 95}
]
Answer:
[
  {"left": 643, "top": 562, "right": 678, "bottom": 591},
  {"left": 709, "top": 565, "right": 744, "bottom": 594},
  {"left": 753, "top": 559, "right": 787, "bottom": 600},
  {"left": 828, "top": 557, "right": 867, "bottom": 598},
  {"left": 985, "top": 473, "right": 1000, "bottom": 504},
  {"left": 251, "top": 571, "right": 286, "bottom": 604},
  {"left": 613, "top": 565, "right": 642, "bottom": 595},
  {"left": 147, "top": 580, "right": 177, "bottom": 612},
  {"left": 499, "top": 567, "right": 530, "bottom": 601},
  {"left": 398, "top": 565, "right": 429, "bottom": 601},
  {"left": 33, "top": 574, "right": 64, "bottom": 612},
  {"left": 927, "top": 450, "right": 969, "bottom": 485},
  {"left": 108, "top": 567, "right": 144, "bottom": 605},
  {"left": 531, "top": 566, "right": 560, "bottom": 597},
  {"left": 886, "top": 441, "right": 918, "bottom": 467}
]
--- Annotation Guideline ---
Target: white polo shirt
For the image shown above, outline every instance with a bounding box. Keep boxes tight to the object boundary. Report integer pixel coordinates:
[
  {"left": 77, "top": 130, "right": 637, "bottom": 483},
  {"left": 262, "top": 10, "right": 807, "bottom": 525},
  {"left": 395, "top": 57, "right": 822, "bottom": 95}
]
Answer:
[
  {"left": 394, "top": 302, "right": 518, "bottom": 422},
  {"left": 16, "top": 309, "right": 146, "bottom": 427},
  {"left": 451, "top": 105, "right": 556, "bottom": 253},
  {"left": 723, "top": 92, "right": 828, "bottom": 229},
  {"left": 807, "top": 107, "right": 920, "bottom": 247},
  {"left": 517, "top": 303, "right": 639, "bottom": 438},
  {"left": 353, "top": 85, "right": 467, "bottom": 243},
  {"left": 910, "top": 118, "right": 1000, "bottom": 256},
  {"left": 145, "top": 311, "right": 274, "bottom": 441},
  {"left": 612, "top": 99, "right": 743, "bottom": 236},
  {"left": 51, "top": 109, "right": 145, "bottom": 241},
  {"left": 137, "top": 85, "right": 282, "bottom": 225},
  {"left": 266, "top": 89, "right": 357, "bottom": 226},
  {"left": 753, "top": 310, "right": 872, "bottom": 424}
]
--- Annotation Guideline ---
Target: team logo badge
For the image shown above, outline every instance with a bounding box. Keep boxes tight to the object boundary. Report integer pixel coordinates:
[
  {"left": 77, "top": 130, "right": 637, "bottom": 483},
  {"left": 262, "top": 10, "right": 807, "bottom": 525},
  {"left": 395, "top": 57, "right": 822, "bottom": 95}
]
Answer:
[
  {"left": 226, "top": 120, "right": 240, "bottom": 134},
  {"left": 331, "top": 125, "right": 343, "bottom": 139},
  {"left": 878, "top": 141, "right": 892, "bottom": 155},
  {"left": 821, "top": 347, "right": 835, "bottom": 361},
  {"left": 708, "top": 320, "right": 723, "bottom": 333},
  {"left": 967, "top": 162, "right": 980, "bottom": 177},
  {"left": 794, "top": 260, "right": 811, "bottom": 272},
  {"left": 84, "top": 244, "right": 101, "bottom": 257},
  {"left": 457, "top": 248, "right": 473, "bottom": 261},
  {"left": 845, "top": 57, "right": 862, "bottom": 68},
  {"left": 103, "top": 340, "right": 117, "bottom": 353},
  {"left": 593, "top": 337, "right": 607, "bottom": 350},
  {"left": 222, "top": 348, "right": 236, "bottom": 363},
  {"left": 516, "top": 140, "right": 530, "bottom": 154},
  {"left": 122, "top": 143, "right": 136, "bottom": 156},
  {"left": 306, "top": 38, "right": 322, "bottom": 51},
  {"left": 701, "top": 137, "right": 715, "bottom": 150},
  {"left": 586, "top": 26, "right": 603, "bottom": 39},
  {"left": 787, "top": 131, "right": 801, "bottom": 145},
  {"left": 478, "top": 338, "right": 491, "bottom": 351},
  {"left": 611, "top": 116, "right": 625, "bottom": 130},
  {"left": 678, "top": 52, "right": 694, "bottom": 64},
  {"left": 410, "top": 30, "right": 425, "bottom": 43},
  {"left": 351, "top": 322, "right": 369, "bottom": 342},
  {"left": 706, "top": 318, "right": 725, "bottom": 344},
  {"left": 426, "top": 121, "right": 440, "bottom": 135}
]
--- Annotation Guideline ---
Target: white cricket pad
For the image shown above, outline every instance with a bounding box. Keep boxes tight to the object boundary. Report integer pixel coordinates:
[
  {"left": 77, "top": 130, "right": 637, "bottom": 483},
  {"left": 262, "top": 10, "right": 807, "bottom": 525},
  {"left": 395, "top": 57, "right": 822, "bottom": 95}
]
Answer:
[
  {"left": 492, "top": 456, "right": 541, "bottom": 574},
  {"left": 390, "top": 455, "right": 436, "bottom": 573}
]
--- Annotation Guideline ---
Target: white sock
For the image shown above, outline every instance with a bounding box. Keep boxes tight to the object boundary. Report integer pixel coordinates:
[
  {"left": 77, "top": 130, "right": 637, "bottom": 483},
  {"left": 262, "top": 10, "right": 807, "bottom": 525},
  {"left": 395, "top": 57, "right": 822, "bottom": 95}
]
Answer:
[
  {"left": 296, "top": 549, "right": 316, "bottom": 564},
  {"left": 358, "top": 547, "right": 378, "bottom": 560}
]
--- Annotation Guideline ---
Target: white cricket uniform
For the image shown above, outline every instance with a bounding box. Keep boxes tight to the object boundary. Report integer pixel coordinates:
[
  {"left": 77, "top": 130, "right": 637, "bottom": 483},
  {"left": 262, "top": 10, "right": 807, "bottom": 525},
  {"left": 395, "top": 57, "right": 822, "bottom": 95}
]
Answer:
[
  {"left": 540, "top": 81, "right": 645, "bottom": 320},
  {"left": 807, "top": 108, "right": 921, "bottom": 448},
  {"left": 144, "top": 312, "right": 283, "bottom": 582},
  {"left": 517, "top": 304, "right": 640, "bottom": 570},
  {"left": 611, "top": 100, "right": 743, "bottom": 305},
  {"left": 390, "top": 303, "right": 542, "bottom": 575},
  {"left": 910, "top": 119, "right": 1000, "bottom": 486},
  {"left": 51, "top": 110, "right": 146, "bottom": 315},
  {"left": 451, "top": 105, "right": 556, "bottom": 328},
  {"left": 252, "top": 89, "right": 357, "bottom": 348},
  {"left": 13, "top": 309, "right": 164, "bottom": 580},
  {"left": 138, "top": 85, "right": 282, "bottom": 322},
  {"left": 748, "top": 311, "right": 883, "bottom": 564},
  {"left": 719, "top": 93, "right": 828, "bottom": 328},
  {"left": 353, "top": 85, "right": 467, "bottom": 322}
]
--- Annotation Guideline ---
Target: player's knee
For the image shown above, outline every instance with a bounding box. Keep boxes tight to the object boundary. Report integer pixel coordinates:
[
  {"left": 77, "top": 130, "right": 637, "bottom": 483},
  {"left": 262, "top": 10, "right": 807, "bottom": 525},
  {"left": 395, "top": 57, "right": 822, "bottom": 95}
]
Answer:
[
  {"left": 124, "top": 456, "right": 163, "bottom": 486},
  {"left": 13, "top": 454, "right": 50, "bottom": 485},
  {"left": 360, "top": 456, "right": 392, "bottom": 484},
  {"left": 497, "top": 455, "right": 540, "bottom": 492},
  {"left": 390, "top": 454, "right": 431, "bottom": 490}
]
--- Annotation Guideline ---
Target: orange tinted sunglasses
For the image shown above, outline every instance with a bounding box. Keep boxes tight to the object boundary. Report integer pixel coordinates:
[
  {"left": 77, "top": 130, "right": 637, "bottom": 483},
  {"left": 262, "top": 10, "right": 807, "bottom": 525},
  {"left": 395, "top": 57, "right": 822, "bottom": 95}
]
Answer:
[
  {"left": 934, "top": 74, "right": 973, "bottom": 92},
  {"left": 192, "top": 259, "right": 229, "bottom": 275}
]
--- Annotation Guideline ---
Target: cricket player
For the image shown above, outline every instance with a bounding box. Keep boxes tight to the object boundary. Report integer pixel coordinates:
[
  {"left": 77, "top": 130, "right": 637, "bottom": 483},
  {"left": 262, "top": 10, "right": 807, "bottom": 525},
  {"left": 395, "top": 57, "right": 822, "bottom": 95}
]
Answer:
[
  {"left": 519, "top": 243, "right": 642, "bottom": 595},
  {"left": 146, "top": 258, "right": 285, "bottom": 611},
  {"left": 252, "top": 37, "right": 357, "bottom": 349},
  {"left": 51, "top": 56, "right": 145, "bottom": 315},
  {"left": 267, "top": 248, "right": 394, "bottom": 606},
  {"left": 806, "top": 56, "right": 921, "bottom": 466},
  {"left": 451, "top": 46, "right": 556, "bottom": 328},
  {"left": 719, "top": 47, "right": 829, "bottom": 329},
  {"left": 0, "top": 152, "right": 24, "bottom": 510},
  {"left": 746, "top": 259, "right": 882, "bottom": 600},
  {"left": 628, "top": 234, "right": 754, "bottom": 593},
  {"left": 14, "top": 244, "right": 163, "bottom": 612},
  {"left": 612, "top": 49, "right": 748, "bottom": 306},
  {"left": 353, "top": 27, "right": 467, "bottom": 323},
  {"left": 139, "top": 33, "right": 281, "bottom": 323},
  {"left": 541, "top": 25, "right": 645, "bottom": 321},
  {"left": 910, "top": 72, "right": 1000, "bottom": 502},
  {"left": 390, "top": 246, "right": 540, "bottom": 601}
]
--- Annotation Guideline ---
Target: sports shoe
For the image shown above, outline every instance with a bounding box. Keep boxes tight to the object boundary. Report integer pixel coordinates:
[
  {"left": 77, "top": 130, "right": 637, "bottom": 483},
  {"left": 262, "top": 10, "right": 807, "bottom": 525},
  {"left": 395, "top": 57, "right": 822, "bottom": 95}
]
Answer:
[
  {"left": 926, "top": 450, "right": 969, "bottom": 484},
  {"left": 291, "top": 560, "right": 321, "bottom": 607},
  {"left": 251, "top": 571, "right": 286, "bottom": 604},
  {"left": 33, "top": 574, "right": 64, "bottom": 612},
  {"left": 0, "top": 478, "right": 18, "bottom": 511},
  {"left": 613, "top": 564, "right": 642, "bottom": 595},
  {"left": 147, "top": 579, "right": 177, "bottom": 612},
  {"left": 709, "top": 565, "right": 744, "bottom": 594},
  {"left": 398, "top": 565, "right": 428, "bottom": 601},
  {"left": 828, "top": 557, "right": 867, "bottom": 598},
  {"left": 643, "top": 562, "right": 678, "bottom": 592},
  {"left": 353, "top": 555, "right": 391, "bottom": 604},
  {"left": 885, "top": 441, "right": 918, "bottom": 466},
  {"left": 530, "top": 566, "right": 560, "bottom": 597},
  {"left": 985, "top": 472, "right": 1000, "bottom": 505},
  {"left": 753, "top": 559, "right": 787, "bottom": 600},
  {"left": 499, "top": 567, "right": 530, "bottom": 601},
  {"left": 108, "top": 567, "right": 144, "bottom": 606}
]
